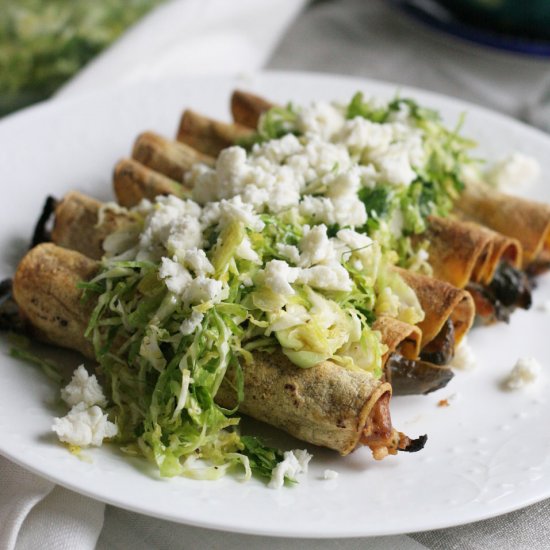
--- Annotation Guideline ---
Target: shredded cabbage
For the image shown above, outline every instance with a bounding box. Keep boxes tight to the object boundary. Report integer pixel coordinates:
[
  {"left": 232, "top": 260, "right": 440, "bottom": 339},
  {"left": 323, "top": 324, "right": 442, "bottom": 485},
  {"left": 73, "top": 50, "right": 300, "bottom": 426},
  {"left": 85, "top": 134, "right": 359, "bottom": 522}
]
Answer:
[
  {"left": 247, "top": 92, "right": 477, "bottom": 270},
  {"left": 81, "top": 193, "right": 417, "bottom": 481}
]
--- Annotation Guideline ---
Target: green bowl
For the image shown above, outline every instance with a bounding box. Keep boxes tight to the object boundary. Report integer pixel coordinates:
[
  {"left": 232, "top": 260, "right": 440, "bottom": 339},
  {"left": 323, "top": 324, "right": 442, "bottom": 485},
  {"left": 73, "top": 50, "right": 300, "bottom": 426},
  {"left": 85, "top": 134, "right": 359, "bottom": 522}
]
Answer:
[{"left": 435, "top": 0, "right": 550, "bottom": 40}]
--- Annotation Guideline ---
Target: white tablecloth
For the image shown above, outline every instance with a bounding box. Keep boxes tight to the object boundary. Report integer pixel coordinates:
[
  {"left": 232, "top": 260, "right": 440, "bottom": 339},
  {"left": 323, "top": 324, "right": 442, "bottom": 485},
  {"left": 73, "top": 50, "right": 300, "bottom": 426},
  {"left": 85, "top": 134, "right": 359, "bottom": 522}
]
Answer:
[{"left": 3, "top": 1, "right": 550, "bottom": 548}]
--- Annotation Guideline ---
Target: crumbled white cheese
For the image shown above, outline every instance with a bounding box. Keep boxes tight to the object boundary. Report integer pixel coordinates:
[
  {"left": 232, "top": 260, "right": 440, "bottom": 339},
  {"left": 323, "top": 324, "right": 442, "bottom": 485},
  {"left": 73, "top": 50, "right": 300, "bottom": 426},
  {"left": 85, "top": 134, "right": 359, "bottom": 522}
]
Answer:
[
  {"left": 217, "top": 196, "right": 265, "bottom": 231},
  {"left": 373, "top": 145, "right": 417, "bottom": 187},
  {"left": 298, "top": 194, "right": 367, "bottom": 229},
  {"left": 298, "top": 196, "right": 336, "bottom": 225},
  {"left": 297, "top": 101, "right": 346, "bottom": 140},
  {"left": 298, "top": 225, "right": 335, "bottom": 267},
  {"left": 255, "top": 133, "right": 303, "bottom": 163},
  {"left": 60, "top": 365, "right": 107, "bottom": 408},
  {"left": 332, "top": 196, "right": 368, "bottom": 227},
  {"left": 451, "top": 338, "right": 477, "bottom": 370},
  {"left": 486, "top": 152, "right": 540, "bottom": 191},
  {"left": 297, "top": 264, "right": 352, "bottom": 292},
  {"left": 292, "top": 138, "right": 352, "bottom": 182},
  {"left": 269, "top": 449, "right": 313, "bottom": 489},
  {"left": 391, "top": 123, "right": 425, "bottom": 168},
  {"left": 263, "top": 260, "right": 300, "bottom": 296},
  {"left": 138, "top": 195, "right": 203, "bottom": 260},
  {"left": 183, "top": 276, "right": 225, "bottom": 305},
  {"left": 159, "top": 258, "right": 192, "bottom": 295},
  {"left": 323, "top": 469, "right": 339, "bottom": 480},
  {"left": 503, "top": 357, "right": 541, "bottom": 390},
  {"left": 339, "top": 117, "right": 393, "bottom": 152},
  {"left": 293, "top": 448, "right": 313, "bottom": 472},
  {"left": 188, "top": 133, "right": 356, "bottom": 218},
  {"left": 180, "top": 311, "right": 204, "bottom": 335},
  {"left": 326, "top": 169, "right": 359, "bottom": 199},
  {"left": 276, "top": 243, "right": 301, "bottom": 265},
  {"left": 184, "top": 248, "right": 214, "bottom": 275},
  {"left": 52, "top": 403, "right": 118, "bottom": 447}
]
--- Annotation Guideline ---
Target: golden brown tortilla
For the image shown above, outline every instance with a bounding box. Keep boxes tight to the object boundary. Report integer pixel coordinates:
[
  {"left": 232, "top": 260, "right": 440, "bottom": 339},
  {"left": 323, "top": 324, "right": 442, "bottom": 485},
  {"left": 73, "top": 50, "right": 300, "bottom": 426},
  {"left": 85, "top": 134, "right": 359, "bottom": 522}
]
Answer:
[
  {"left": 231, "top": 90, "right": 274, "bottom": 129},
  {"left": 114, "top": 158, "right": 184, "bottom": 208},
  {"left": 51, "top": 191, "right": 130, "bottom": 260},
  {"left": 177, "top": 109, "right": 254, "bottom": 157},
  {"left": 13, "top": 243, "right": 98, "bottom": 358},
  {"left": 396, "top": 267, "right": 475, "bottom": 348},
  {"left": 372, "top": 316, "right": 421, "bottom": 362},
  {"left": 456, "top": 184, "right": 550, "bottom": 268},
  {"left": 422, "top": 215, "right": 521, "bottom": 288},
  {"left": 132, "top": 131, "right": 214, "bottom": 182}
]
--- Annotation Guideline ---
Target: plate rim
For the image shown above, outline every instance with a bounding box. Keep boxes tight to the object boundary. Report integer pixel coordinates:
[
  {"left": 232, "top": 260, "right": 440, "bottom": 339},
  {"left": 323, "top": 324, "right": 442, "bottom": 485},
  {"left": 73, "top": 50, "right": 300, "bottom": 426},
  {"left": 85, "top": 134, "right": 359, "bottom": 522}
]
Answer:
[{"left": 1, "top": 69, "right": 550, "bottom": 538}]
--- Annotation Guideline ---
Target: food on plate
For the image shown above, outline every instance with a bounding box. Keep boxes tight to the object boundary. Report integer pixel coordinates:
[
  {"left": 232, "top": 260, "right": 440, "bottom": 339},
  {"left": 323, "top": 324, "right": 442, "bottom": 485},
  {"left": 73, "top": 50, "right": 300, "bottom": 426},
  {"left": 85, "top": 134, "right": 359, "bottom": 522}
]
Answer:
[
  {"left": 8, "top": 86, "right": 549, "bottom": 485},
  {"left": 50, "top": 190, "right": 473, "bottom": 394},
  {"left": 174, "top": 90, "right": 537, "bottom": 322},
  {"left": 456, "top": 183, "right": 550, "bottom": 270},
  {"left": 177, "top": 110, "right": 254, "bottom": 158}
]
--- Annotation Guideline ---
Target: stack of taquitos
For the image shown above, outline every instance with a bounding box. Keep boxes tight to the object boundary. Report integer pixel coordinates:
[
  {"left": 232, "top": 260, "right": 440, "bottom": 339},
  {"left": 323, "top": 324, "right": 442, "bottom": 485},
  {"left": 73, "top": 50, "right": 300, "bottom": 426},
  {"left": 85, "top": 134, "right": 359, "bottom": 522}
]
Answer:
[
  {"left": 111, "top": 128, "right": 485, "bottom": 375},
  {"left": 50, "top": 191, "right": 474, "bottom": 396},
  {"left": 169, "top": 92, "right": 536, "bottom": 323},
  {"left": 13, "top": 239, "right": 423, "bottom": 459}
]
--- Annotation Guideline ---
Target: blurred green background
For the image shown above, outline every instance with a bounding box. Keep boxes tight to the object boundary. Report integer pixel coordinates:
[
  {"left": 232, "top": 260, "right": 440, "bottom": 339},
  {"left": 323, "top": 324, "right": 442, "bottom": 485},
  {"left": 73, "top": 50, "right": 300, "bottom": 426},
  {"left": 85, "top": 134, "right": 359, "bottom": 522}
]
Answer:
[{"left": 0, "top": 0, "right": 164, "bottom": 117}]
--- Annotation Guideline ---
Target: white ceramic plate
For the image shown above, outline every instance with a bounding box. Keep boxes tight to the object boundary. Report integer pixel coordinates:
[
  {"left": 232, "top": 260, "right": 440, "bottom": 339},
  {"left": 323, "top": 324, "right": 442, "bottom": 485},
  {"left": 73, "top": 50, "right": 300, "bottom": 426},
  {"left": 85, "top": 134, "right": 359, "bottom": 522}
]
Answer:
[{"left": 1, "top": 72, "right": 549, "bottom": 538}]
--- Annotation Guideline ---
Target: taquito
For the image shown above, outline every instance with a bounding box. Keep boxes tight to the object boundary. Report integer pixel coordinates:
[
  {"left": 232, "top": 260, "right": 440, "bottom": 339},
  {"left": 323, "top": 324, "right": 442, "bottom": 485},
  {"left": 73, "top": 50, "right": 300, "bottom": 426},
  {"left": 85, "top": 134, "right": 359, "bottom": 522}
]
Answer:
[
  {"left": 12, "top": 243, "right": 421, "bottom": 458},
  {"left": 132, "top": 131, "right": 214, "bottom": 182},
  {"left": 177, "top": 110, "right": 254, "bottom": 157},
  {"left": 231, "top": 90, "right": 274, "bottom": 129},
  {"left": 114, "top": 158, "right": 184, "bottom": 207},
  {"left": 50, "top": 191, "right": 456, "bottom": 395},
  {"left": 422, "top": 216, "right": 521, "bottom": 288},
  {"left": 456, "top": 183, "right": 550, "bottom": 269}
]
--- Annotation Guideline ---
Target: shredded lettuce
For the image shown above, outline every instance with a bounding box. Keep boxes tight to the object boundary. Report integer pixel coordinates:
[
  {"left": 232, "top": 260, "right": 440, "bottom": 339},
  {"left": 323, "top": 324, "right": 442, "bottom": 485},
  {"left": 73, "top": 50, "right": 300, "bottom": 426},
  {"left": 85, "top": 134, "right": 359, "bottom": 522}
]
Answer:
[
  {"left": 79, "top": 196, "right": 411, "bottom": 481},
  {"left": 246, "top": 92, "right": 477, "bottom": 270}
]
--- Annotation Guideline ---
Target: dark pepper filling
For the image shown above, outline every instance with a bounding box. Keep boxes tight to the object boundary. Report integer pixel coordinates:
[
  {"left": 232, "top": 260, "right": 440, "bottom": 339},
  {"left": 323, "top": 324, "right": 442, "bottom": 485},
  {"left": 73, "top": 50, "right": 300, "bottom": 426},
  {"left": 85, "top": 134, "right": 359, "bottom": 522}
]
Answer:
[
  {"left": 467, "top": 262, "right": 532, "bottom": 323},
  {"left": 383, "top": 319, "right": 455, "bottom": 396}
]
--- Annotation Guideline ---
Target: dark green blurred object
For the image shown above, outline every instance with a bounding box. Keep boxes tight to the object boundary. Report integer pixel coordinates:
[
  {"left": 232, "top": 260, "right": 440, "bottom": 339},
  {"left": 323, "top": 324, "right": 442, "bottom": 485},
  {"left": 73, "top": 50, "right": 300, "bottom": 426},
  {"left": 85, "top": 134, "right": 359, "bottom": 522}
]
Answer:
[
  {"left": 0, "top": 0, "right": 164, "bottom": 117},
  {"left": 435, "top": 0, "right": 550, "bottom": 40}
]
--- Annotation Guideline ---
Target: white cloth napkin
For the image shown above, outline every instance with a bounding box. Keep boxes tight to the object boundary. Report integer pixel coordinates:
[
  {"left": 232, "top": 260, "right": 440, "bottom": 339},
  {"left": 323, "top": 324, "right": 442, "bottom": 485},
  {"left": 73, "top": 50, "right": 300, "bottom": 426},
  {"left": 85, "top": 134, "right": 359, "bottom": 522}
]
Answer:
[{"left": 3, "top": 1, "right": 550, "bottom": 549}]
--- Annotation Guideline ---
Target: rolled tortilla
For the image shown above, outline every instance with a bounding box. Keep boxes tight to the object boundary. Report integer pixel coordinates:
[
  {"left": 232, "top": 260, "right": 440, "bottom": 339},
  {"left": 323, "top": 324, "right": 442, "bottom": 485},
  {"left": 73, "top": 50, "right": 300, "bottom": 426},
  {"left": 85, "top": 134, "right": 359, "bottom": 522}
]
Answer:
[
  {"left": 50, "top": 192, "right": 450, "bottom": 356},
  {"left": 423, "top": 216, "right": 522, "bottom": 288},
  {"left": 114, "top": 158, "right": 185, "bottom": 208},
  {"left": 51, "top": 191, "right": 131, "bottom": 260},
  {"left": 216, "top": 351, "right": 392, "bottom": 455},
  {"left": 13, "top": 243, "right": 406, "bottom": 457},
  {"left": 372, "top": 316, "right": 421, "bottom": 362},
  {"left": 231, "top": 90, "right": 274, "bottom": 129},
  {"left": 177, "top": 109, "right": 254, "bottom": 157},
  {"left": 132, "top": 131, "right": 214, "bottom": 182},
  {"left": 395, "top": 267, "right": 474, "bottom": 348},
  {"left": 12, "top": 243, "right": 97, "bottom": 358},
  {"left": 456, "top": 184, "right": 550, "bottom": 268}
]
